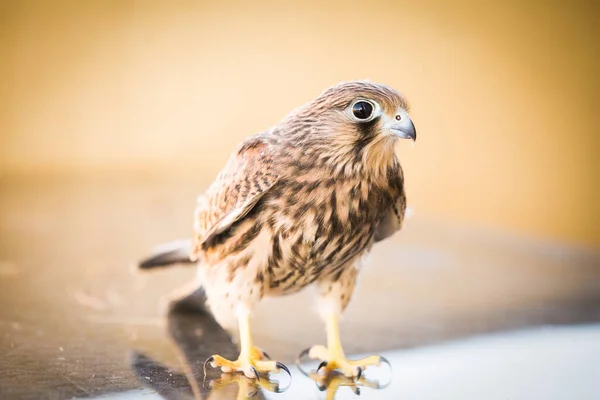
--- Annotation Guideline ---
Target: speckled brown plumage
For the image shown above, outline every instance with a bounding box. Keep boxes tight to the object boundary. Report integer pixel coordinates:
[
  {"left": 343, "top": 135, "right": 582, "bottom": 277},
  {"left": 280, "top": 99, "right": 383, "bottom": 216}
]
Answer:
[
  {"left": 140, "top": 80, "right": 416, "bottom": 379},
  {"left": 191, "top": 81, "right": 412, "bottom": 328}
]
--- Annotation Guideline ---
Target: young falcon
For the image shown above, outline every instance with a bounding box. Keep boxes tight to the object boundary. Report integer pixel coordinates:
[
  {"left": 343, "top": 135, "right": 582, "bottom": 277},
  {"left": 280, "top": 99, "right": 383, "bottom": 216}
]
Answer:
[{"left": 138, "top": 80, "right": 416, "bottom": 379}]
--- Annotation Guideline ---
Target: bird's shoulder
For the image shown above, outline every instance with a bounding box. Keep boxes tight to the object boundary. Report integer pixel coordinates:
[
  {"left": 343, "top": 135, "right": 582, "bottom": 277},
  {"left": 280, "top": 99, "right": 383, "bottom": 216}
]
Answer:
[{"left": 192, "top": 132, "right": 280, "bottom": 256}]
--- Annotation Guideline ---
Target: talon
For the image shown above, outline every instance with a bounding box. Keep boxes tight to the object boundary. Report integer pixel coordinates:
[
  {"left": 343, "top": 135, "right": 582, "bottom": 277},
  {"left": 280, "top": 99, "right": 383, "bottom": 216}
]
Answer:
[
  {"left": 354, "top": 387, "right": 361, "bottom": 395},
  {"left": 275, "top": 361, "right": 291, "bottom": 378},
  {"left": 203, "top": 356, "right": 215, "bottom": 377},
  {"left": 296, "top": 347, "right": 310, "bottom": 364},
  {"left": 379, "top": 355, "right": 391, "bottom": 370},
  {"left": 356, "top": 366, "right": 363, "bottom": 380},
  {"left": 250, "top": 366, "right": 260, "bottom": 380},
  {"left": 317, "top": 361, "right": 328, "bottom": 373},
  {"left": 374, "top": 356, "right": 393, "bottom": 389},
  {"left": 295, "top": 348, "right": 312, "bottom": 377},
  {"left": 254, "top": 346, "right": 271, "bottom": 360}
]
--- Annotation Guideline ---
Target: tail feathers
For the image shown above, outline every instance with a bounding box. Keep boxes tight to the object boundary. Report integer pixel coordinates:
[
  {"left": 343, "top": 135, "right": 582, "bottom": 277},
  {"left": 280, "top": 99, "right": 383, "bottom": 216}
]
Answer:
[{"left": 138, "top": 239, "right": 195, "bottom": 270}]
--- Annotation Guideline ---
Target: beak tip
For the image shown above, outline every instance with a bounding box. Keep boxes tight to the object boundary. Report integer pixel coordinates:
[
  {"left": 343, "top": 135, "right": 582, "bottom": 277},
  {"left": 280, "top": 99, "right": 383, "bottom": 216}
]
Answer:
[
  {"left": 389, "top": 119, "right": 416, "bottom": 141},
  {"left": 409, "top": 121, "right": 417, "bottom": 142}
]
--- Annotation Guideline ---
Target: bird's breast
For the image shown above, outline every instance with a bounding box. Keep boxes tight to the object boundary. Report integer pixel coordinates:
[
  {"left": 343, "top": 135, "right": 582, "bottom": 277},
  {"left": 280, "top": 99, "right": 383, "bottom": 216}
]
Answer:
[{"left": 262, "top": 176, "right": 392, "bottom": 294}]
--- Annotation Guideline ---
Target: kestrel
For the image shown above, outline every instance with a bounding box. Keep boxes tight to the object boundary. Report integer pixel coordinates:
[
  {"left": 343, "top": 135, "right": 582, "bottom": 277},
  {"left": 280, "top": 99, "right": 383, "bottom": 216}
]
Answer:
[{"left": 139, "top": 80, "right": 416, "bottom": 380}]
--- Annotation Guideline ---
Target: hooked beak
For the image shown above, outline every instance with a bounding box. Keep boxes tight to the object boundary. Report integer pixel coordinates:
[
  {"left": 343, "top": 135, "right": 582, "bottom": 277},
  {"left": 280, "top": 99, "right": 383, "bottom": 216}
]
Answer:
[
  {"left": 385, "top": 111, "right": 416, "bottom": 141},
  {"left": 391, "top": 118, "right": 416, "bottom": 141}
]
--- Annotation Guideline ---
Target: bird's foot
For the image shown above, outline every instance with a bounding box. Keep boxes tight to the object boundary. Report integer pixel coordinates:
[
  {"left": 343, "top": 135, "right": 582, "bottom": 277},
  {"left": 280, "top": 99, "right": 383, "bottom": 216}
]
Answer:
[
  {"left": 204, "top": 347, "right": 290, "bottom": 380},
  {"left": 300, "top": 345, "right": 388, "bottom": 379}
]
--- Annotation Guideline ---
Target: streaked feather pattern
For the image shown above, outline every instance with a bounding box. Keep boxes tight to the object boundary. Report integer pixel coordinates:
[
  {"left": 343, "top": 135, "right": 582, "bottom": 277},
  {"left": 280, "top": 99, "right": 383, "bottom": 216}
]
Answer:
[{"left": 143, "top": 80, "right": 413, "bottom": 330}]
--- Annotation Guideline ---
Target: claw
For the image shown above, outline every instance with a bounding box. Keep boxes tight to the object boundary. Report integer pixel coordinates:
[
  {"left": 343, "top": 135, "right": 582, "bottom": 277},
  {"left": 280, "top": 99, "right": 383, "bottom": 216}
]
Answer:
[
  {"left": 295, "top": 348, "right": 312, "bottom": 377},
  {"left": 373, "top": 356, "right": 393, "bottom": 389},
  {"left": 250, "top": 366, "right": 261, "bottom": 380},
  {"left": 379, "top": 356, "right": 391, "bottom": 370},
  {"left": 272, "top": 362, "right": 292, "bottom": 392},
  {"left": 356, "top": 366, "right": 363, "bottom": 381},
  {"left": 259, "top": 348, "right": 271, "bottom": 360},
  {"left": 317, "top": 361, "right": 328, "bottom": 373},
  {"left": 275, "top": 361, "right": 291, "bottom": 378},
  {"left": 354, "top": 387, "right": 361, "bottom": 395},
  {"left": 203, "top": 356, "right": 215, "bottom": 378},
  {"left": 296, "top": 347, "right": 310, "bottom": 364}
]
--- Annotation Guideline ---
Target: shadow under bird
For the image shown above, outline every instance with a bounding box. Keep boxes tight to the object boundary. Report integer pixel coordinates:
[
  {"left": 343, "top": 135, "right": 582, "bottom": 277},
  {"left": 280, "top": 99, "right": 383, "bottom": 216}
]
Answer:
[{"left": 138, "top": 80, "right": 416, "bottom": 380}]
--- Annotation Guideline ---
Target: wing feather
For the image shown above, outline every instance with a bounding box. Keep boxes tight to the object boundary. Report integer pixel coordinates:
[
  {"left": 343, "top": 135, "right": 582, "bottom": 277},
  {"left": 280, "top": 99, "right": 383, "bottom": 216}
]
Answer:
[{"left": 191, "top": 135, "right": 279, "bottom": 258}]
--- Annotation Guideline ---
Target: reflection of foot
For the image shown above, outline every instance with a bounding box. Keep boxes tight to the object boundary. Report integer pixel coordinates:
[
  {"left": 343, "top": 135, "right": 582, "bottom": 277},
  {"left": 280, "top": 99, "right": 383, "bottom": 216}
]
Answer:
[
  {"left": 307, "top": 370, "right": 388, "bottom": 400},
  {"left": 296, "top": 358, "right": 391, "bottom": 400},
  {"left": 205, "top": 346, "right": 290, "bottom": 379},
  {"left": 207, "top": 372, "right": 288, "bottom": 398},
  {"left": 301, "top": 345, "right": 386, "bottom": 378}
]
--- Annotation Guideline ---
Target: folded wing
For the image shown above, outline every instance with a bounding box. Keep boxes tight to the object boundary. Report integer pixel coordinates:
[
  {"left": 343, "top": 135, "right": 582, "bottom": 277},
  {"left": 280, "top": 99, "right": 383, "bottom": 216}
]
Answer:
[{"left": 192, "top": 135, "right": 280, "bottom": 258}]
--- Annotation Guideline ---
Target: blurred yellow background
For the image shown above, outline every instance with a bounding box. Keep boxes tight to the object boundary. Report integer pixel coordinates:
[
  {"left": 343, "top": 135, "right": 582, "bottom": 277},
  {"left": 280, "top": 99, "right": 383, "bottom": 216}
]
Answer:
[{"left": 0, "top": 0, "right": 598, "bottom": 247}]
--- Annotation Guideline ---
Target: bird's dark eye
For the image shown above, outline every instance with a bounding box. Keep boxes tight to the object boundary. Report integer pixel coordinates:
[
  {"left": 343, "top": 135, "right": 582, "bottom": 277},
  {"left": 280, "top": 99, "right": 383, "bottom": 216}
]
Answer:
[{"left": 352, "top": 101, "right": 373, "bottom": 120}]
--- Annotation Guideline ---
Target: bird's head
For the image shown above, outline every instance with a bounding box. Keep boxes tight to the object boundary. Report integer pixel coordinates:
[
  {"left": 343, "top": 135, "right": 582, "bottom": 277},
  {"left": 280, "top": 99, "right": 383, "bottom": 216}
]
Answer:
[{"left": 282, "top": 80, "right": 416, "bottom": 177}]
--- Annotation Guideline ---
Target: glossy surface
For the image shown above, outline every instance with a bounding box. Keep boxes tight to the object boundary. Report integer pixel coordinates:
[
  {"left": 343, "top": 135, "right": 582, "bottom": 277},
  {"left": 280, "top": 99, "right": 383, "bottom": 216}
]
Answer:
[{"left": 1, "top": 174, "right": 599, "bottom": 399}]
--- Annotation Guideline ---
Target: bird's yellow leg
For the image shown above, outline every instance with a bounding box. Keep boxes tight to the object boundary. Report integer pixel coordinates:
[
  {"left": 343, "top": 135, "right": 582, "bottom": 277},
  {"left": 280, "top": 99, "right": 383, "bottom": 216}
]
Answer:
[
  {"left": 205, "top": 313, "right": 289, "bottom": 379},
  {"left": 308, "top": 313, "right": 383, "bottom": 378}
]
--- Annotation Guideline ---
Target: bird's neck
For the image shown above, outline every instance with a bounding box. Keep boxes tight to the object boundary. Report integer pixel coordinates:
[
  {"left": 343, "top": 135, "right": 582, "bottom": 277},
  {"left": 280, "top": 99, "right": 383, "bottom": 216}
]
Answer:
[
  {"left": 316, "top": 146, "right": 398, "bottom": 191},
  {"left": 360, "top": 136, "right": 399, "bottom": 183}
]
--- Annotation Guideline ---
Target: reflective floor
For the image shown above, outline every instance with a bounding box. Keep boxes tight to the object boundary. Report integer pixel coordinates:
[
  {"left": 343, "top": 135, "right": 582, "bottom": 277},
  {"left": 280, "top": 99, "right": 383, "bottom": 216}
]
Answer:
[
  {"left": 1, "top": 173, "right": 599, "bottom": 399},
  {"left": 107, "top": 319, "right": 600, "bottom": 400}
]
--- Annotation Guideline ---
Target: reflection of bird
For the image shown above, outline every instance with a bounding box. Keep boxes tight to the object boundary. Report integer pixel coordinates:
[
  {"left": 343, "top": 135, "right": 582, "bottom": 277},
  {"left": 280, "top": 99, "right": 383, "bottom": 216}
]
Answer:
[{"left": 139, "top": 80, "right": 416, "bottom": 379}]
